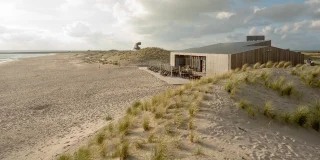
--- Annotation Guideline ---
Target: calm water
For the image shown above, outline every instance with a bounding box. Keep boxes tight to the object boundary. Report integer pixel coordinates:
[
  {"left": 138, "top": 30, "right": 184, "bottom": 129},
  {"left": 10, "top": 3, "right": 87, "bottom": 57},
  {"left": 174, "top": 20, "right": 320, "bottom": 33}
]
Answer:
[{"left": 0, "top": 53, "right": 54, "bottom": 63}]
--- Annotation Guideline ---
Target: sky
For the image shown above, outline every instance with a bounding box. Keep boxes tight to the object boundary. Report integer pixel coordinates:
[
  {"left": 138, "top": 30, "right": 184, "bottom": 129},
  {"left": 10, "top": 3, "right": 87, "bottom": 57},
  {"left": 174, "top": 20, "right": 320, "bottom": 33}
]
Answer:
[{"left": 0, "top": 0, "right": 320, "bottom": 50}]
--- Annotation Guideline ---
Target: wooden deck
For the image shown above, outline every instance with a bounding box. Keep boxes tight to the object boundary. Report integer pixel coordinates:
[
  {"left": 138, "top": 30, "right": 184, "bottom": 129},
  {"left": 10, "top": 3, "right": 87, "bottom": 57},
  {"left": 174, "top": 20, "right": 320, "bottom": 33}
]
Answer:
[{"left": 139, "top": 67, "right": 190, "bottom": 85}]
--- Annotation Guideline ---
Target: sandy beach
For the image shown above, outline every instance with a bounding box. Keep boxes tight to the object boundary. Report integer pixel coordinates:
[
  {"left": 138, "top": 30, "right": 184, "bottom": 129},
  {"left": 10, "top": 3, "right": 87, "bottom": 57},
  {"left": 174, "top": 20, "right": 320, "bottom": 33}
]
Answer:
[{"left": 0, "top": 54, "right": 173, "bottom": 160}]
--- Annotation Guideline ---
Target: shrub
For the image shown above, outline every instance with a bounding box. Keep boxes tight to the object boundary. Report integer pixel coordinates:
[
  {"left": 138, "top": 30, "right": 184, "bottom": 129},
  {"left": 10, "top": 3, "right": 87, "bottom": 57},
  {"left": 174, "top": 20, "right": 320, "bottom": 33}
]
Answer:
[
  {"left": 266, "top": 61, "right": 273, "bottom": 68},
  {"left": 292, "top": 106, "right": 310, "bottom": 126},
  {"left": 260, "top": 63, "right": 266, "bottom": 68},
  {"left": 263, "top": 101, "right": 276, "bottom": 119},
  {"left": 253, "top": 62, "right": 261, "bottom": 69},
  {"left": 143, "top": 116, "right": 150, "bottom": 131}
]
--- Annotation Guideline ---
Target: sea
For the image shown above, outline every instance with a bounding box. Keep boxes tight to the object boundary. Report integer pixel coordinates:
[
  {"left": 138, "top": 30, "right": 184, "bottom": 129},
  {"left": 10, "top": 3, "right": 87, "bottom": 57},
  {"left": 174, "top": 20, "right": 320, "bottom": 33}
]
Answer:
[{"left": 0, "top": 50, "right": 82, "bottom": 64}]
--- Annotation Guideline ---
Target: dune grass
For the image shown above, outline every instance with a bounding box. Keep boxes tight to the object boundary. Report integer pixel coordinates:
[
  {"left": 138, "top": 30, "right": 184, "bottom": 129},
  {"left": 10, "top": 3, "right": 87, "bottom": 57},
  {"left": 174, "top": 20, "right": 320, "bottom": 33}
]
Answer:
[
  {"left": 118, "top": 116, "right": 131, "bottom": 135},
  {"left": 253, "top": 62, "right": 261, "bottom": 69},
  {"left": 73, "top": 147, "right": 91, "bottom": 160},
  {"left": 58, "top": 154, "right": 72, "bottom": 160},
  {"left": 263, "top": 101, "right": 277, "bottom": 119},
  {"left": 105, "top": 114, "right": 112, "bottom": 121},
  {"left": 292, "top": 106, "right": 309, "bottom": 126},
  {"left": 266, "top": 61, "right": 274, "bottom": 68},
  {"left": 143, "top": 116, "right": 150, "bottom": 131},
  {"left": 151, "top": 143, "right": 167, "bottom": 160},
  {"left": 193, "top": 147, "right": 204, "bottom": 156},
  {"left": 58, "top": 66, "right": 320, "bottom": 160}
]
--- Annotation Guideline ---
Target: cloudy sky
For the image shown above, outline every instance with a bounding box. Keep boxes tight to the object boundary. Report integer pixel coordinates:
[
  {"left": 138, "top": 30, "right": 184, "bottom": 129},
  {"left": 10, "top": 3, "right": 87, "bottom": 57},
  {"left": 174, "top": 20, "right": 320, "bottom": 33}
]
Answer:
[{"left": 0, "top": 0, "right": 319, "bottom": 50}]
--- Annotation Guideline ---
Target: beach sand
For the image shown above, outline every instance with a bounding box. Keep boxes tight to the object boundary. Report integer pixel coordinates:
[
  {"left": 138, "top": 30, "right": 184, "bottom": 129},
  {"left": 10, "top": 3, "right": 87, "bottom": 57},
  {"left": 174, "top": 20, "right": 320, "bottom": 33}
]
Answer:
[{"left": 0, "top": 54, "right": 173, "bottom": 160}]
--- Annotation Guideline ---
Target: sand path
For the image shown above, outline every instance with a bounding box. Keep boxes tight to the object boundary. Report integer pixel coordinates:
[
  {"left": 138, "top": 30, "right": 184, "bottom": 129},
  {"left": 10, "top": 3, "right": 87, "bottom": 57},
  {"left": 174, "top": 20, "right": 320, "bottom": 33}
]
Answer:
[{"left": 0, "top": 54, "right": 173, "bottom": 160}]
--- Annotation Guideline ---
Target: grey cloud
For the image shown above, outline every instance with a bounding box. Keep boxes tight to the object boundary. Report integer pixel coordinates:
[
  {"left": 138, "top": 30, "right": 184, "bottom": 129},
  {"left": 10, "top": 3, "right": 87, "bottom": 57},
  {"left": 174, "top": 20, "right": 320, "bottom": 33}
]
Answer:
[{"left": 254, "top": 3, "right": 309, "bottom": 22}]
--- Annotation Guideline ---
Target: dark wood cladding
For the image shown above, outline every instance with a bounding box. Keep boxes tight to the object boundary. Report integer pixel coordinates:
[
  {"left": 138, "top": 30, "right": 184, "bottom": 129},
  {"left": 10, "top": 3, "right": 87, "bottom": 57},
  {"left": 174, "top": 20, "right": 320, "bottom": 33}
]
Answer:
[{"left": 231, "top": 46, "right": 304, "bottom": 69}]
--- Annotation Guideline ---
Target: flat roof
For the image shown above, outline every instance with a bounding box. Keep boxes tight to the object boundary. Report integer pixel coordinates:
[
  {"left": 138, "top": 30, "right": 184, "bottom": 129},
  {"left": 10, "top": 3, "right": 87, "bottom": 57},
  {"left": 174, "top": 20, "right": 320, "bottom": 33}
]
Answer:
[{"left": 176, "top": 41, "right": 269, "bottom": 54}]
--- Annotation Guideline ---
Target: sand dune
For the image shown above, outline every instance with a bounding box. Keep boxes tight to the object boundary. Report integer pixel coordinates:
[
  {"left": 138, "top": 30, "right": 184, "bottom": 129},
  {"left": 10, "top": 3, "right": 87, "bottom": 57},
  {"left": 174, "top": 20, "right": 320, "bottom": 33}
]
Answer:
[
  {"left": 55, "top": 64, "right": 320, "bottom": 160},
  {"left": 0, "top": 54, "right": 173, "bottom": 160}
]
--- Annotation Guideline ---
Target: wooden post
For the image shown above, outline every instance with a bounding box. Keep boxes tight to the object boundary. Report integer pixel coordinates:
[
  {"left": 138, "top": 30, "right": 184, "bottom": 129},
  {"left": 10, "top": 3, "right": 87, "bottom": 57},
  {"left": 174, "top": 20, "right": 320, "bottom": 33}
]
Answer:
[{"left": 171, "top": 66, "right": 173, "bottom": 77}]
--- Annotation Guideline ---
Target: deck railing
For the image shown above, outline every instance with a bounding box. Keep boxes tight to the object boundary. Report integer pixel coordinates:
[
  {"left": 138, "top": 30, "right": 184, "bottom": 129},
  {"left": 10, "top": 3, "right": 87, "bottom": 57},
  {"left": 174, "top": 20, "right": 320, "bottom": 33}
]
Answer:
[{"left": 147, "top": 62, "right": 202, "bottom": 80}]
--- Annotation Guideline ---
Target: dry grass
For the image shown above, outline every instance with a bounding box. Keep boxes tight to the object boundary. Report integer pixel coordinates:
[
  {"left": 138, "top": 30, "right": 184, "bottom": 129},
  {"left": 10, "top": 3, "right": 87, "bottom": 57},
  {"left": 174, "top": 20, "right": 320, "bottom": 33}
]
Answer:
[
  {"left": 263, "top": 101, "right": 277, "bottom": 119},
  {"left": 253, "top": 62, "right": 261, "bottom": 69},
  {"left": 58, "top": 154, "right": 72, "bottom": 160},
  {"left": 73, "top": 147, "right": 91, "bottom": 160},
  {"left": 151, "top": 143, "right": 167, "bottom": 160},
  {"left": 105, "top": 114, "right": 112, "bottom": 121},
  {"left": 193, "top": 147, "right": 204, "bottom": 156},
  {"left": 143, "top": 116, "right": 150, "bottom": 131},
  {"left": 189, "top": 131, "right": 196, "bottom": 143},
  {"left": 118, "top": 116, "right": 131, "bottom": 135},
  {"left": 241, "top": 64, "right": 250, "bottom": 72},
  {"left": 266, "top": 61, "right": 273, "bottom": 68},
  {"left": 59, "top": 66, "right": 320, "bottom": 160},
  {"left": 292, "top": 106, "right": 309, "bottom": 127}
]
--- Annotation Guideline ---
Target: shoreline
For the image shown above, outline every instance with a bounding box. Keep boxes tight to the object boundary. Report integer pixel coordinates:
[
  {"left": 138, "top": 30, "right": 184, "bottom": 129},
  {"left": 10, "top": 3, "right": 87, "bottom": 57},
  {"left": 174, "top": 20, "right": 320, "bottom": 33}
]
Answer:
[
  {"left": 0, "top": 53, "right": 56, "bottom": 66},
  {"left": 0, "top": 53, "right": 174, "bottom": 160}
]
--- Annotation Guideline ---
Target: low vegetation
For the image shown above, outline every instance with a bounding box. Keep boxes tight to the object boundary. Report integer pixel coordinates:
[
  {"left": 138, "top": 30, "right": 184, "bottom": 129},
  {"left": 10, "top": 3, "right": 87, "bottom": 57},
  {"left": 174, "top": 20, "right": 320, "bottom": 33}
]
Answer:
[
  {"left": 83, "top": 47, "right": 171, "bottom": 65},
  {"left": 58, "top": 61, "right": 320, "bottom": 160}
]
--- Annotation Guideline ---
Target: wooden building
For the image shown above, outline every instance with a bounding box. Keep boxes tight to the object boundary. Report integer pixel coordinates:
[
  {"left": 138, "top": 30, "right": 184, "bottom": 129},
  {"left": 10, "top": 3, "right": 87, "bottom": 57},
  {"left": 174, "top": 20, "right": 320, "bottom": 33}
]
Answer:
[{"left": 170, "top": 38, "right": 304, "bottom": 76}]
